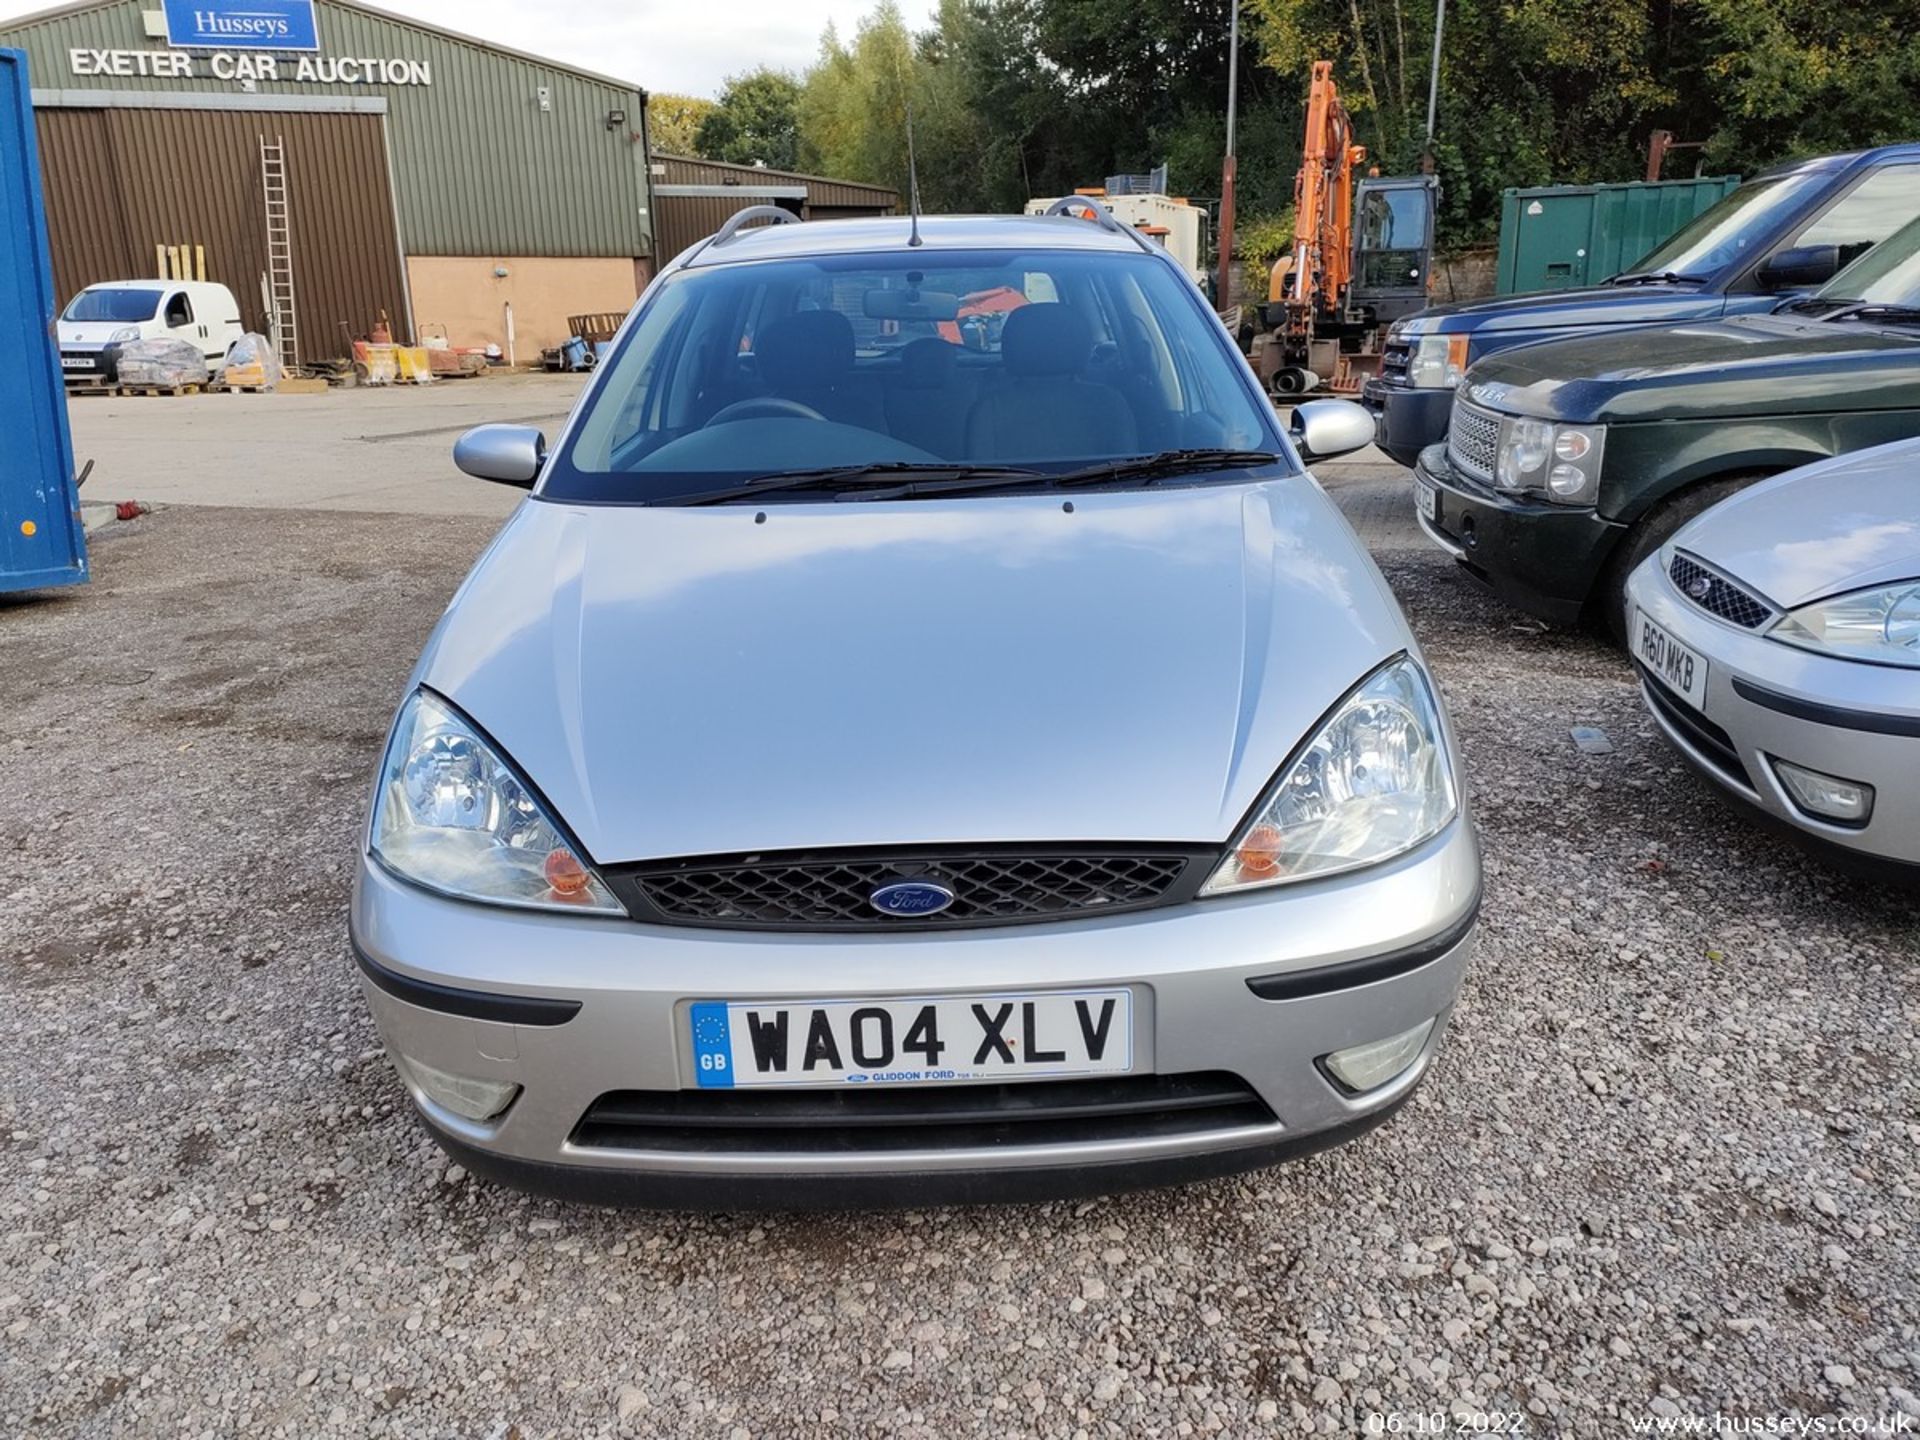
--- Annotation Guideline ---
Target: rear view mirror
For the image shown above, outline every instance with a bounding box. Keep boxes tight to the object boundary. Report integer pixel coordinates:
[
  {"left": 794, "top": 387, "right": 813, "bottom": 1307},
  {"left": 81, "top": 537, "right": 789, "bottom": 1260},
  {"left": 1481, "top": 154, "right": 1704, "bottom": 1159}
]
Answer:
[
  {"left": 863, "top": 289, "right": 960, "bottom": 321},
  {"left": 1289, "top": 399, "right": 1376, "bottom": 462},
  {"left": 1757, "top": 244, "right": 1841, "bottom": 291},
  {"left": 454, "top": 424, "right": 546, "bottom": 487}
]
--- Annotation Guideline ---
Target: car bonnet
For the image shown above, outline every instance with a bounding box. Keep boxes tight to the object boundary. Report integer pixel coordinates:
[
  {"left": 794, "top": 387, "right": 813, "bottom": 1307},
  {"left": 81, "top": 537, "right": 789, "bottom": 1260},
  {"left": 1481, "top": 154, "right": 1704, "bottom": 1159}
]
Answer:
[
  {"left": 415, "top": 481, "right": 1419, "bottom": 862},
  {"left": 1669, "top": 443, "right": 1920, "bottom": 610}
]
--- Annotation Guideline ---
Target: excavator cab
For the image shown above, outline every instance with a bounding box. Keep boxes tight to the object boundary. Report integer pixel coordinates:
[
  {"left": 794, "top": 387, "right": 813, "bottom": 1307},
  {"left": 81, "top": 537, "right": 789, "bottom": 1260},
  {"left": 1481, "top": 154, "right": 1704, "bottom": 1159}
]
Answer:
[{"left": 1350, "top": 175, "right": 1438, "bottom": 326}]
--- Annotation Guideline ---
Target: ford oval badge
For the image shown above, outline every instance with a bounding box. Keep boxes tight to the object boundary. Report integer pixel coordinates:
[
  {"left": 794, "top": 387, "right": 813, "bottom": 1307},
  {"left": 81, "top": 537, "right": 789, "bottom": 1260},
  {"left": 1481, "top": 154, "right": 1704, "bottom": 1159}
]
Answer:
[{"left": 869, "top": 879, "right": 957, "bottom": 918}]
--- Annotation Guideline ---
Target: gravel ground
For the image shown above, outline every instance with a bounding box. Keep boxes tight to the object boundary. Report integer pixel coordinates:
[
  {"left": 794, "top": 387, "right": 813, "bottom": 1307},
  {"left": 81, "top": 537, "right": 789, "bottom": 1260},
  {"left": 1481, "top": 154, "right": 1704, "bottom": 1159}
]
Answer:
[{"left": 2, "top": 502, "right": 1916, "bottom": 1438}]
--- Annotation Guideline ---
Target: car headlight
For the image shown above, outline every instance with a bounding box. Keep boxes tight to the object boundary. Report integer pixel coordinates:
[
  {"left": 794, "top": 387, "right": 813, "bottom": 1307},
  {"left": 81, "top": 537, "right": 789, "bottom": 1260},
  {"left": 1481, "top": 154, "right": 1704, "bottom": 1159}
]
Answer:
[
  {"left": 108, "top": 326, "right": 140, "bottom": 342},
  {"left": 1769, "top": 580, "right": 1920, "bottom": 668},
  {"left": 1202, "top": 656, "right": 1458, "bottom": 894},
  {"left": 370, "top": 689, "right": 623, "bottom": 913},
  {"left": 1407, "top": 334, "right": 1469, "bottom": 389},
  {"left": 1495, "top": 418, "right": 1604, "bottom": 504}
]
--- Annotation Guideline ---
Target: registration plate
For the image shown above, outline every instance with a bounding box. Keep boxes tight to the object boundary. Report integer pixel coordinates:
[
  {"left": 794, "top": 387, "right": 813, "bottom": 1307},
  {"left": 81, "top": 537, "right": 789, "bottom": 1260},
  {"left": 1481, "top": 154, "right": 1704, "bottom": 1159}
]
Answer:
[
  {"left": 688, "top": 988, "right": 1134, "bottom": 1088},
  {"left": 60, "top": 356, "right": 96, "bottom": 371},
  {"left": 1635, "top": 609, "right": 1708, "bottom": 708},
  {"left": 1414, "top": 478, "right": 1438, "bottom": 522}
]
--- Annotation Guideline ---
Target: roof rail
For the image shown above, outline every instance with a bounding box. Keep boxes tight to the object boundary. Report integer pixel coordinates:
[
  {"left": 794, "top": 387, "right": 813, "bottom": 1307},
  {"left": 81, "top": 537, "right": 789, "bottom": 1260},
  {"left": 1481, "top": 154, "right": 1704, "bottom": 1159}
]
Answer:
[
  {"left": 680, "top": 205, "right": 803, "bottom": 269},
  {"left": 1041, "top": 195, "right": 1157, "bottom": 255},
  {"left": 712, "top": 205, "right": 803, "bottom": 245}
]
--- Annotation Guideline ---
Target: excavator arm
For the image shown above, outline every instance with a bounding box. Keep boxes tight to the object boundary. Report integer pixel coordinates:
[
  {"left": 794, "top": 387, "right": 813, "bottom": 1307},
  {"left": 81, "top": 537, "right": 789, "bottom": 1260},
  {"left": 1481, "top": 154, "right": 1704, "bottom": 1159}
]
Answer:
[
  {"left": 1251, "top": 58, "right": 1435, "bottom": 395},
  {"left": 1272, "top": 60, "right": 1365, "bottom": 343}
]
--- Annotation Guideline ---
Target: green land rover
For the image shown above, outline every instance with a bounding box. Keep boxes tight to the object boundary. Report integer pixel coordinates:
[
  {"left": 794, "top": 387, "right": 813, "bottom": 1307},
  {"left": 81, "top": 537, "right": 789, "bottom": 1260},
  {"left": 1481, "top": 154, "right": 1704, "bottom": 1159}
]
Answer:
[{"left": 1414, "top": 211, "right": 1920, "bottom": 639}]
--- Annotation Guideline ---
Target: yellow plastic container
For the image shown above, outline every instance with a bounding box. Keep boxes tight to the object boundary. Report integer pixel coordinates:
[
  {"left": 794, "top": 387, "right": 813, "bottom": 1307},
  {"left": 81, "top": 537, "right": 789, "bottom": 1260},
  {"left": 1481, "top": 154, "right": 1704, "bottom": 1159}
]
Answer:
[{"left": 393, "top": 346, "right": 434, "bottom": 383}]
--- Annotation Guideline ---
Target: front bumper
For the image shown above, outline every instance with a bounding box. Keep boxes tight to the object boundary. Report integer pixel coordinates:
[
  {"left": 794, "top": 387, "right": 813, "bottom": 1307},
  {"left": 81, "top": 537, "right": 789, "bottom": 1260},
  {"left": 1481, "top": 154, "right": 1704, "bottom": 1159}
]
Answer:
[
  {"left": 1414, "top": 444, "right": 1625, "bottom": 628},
  {"left": 348, "top": 818, "right": 1481, "bottom": 1208},
  {"left": 60, "top": 344, "right": 121, "bottom": 383},
  {"left": 1626, "top": 559, "right": 1920, "bottom": 877},
  {"left": 1361, "top": 379, "right": 1453, "bottom": 470}
]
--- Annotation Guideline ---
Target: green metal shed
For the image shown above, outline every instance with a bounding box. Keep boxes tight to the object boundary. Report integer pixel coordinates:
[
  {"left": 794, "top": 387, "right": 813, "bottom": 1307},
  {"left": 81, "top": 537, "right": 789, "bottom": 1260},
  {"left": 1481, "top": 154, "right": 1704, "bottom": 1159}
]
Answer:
[{"left": 1496, "top": 176, "right": 1741, "bottom": 294}]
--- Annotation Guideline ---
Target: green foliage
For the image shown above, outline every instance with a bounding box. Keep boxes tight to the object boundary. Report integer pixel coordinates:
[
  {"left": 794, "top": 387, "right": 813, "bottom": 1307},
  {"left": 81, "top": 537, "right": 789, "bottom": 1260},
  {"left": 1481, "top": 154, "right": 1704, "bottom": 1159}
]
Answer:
[
  {"left": 696, "top": 69, "right": 805, "bottom": 170},
  {"left": 786, "top": 0, "right": 1920, "bottom": 251},
  {"left": 1691, "top": 0, "right": 1920, "bottom": 172},
  {"left": 646, "top": 93, "right": 716, "bottom": 157},
  {"left": 1234, "top": 211, "right": 1297, "bottom": 269},
  {"left": 798, "top": 4, "right": 920, "bottom": 198}
]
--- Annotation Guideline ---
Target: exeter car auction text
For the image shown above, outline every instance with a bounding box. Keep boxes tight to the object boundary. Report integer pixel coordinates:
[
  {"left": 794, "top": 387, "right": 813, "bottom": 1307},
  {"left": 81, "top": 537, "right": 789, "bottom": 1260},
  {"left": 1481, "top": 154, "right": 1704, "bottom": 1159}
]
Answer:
[{"left": 67, "top": 48, "right": 432, "bottom": 85}]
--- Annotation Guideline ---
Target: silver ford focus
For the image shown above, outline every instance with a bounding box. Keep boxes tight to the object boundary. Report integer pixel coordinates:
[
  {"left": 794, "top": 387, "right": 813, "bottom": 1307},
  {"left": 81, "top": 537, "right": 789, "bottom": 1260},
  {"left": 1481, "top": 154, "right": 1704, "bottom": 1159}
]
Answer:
[
  {"left": 1625, "top": 439, "right": 1920, "bottom": 881},
  {"left": 349, "top": 209, "right": 1481, "bottom": 1207}
]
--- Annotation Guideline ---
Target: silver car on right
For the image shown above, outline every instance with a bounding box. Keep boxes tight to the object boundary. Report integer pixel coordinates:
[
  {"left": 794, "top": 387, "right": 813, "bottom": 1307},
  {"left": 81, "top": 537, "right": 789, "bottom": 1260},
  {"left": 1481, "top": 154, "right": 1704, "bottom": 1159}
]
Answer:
[{"left": 1625, "top": 439, "right": 1919, "bottom": 881}]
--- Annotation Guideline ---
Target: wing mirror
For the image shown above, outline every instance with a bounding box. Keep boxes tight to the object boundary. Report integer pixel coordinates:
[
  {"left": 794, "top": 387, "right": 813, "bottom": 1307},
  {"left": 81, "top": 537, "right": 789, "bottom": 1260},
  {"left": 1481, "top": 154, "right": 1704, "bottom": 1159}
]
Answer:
[
  {"left": 1757, "top": 243, "right": 1841, "bottom": 291},
  {"left": 454, "top": 424, "right": 546, "bottom": 488},
  {"left": 1289, "top": 399, "right": 1376, "bottom": 462}
]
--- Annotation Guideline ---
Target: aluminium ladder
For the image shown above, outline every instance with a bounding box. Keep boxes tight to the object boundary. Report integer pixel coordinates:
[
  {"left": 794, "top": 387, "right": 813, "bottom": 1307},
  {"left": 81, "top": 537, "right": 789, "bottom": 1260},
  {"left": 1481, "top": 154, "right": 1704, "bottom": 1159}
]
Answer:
[{"left": 259, "top": 136, "right": 298, "bottom": 371}]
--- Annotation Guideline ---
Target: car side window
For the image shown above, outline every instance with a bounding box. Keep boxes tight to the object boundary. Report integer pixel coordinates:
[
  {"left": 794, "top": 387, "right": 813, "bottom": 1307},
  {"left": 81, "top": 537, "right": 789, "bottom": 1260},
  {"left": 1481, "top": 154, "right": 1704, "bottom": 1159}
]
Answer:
[
  {"left": 580, "top": 282, "right": 696, "bottom": 463},
  {"left": 165, "top": 292, "right": 192, "bottom": 327},
  {"left": 1787, "top": 165, "right": 1920, "bottom": 260}
]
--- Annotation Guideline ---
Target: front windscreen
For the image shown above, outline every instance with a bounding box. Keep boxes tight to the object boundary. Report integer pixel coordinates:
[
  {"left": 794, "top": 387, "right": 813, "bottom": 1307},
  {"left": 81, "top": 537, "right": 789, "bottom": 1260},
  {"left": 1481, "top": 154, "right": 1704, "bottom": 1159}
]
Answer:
[
  {"left": 547, "top": 248, "right": 1282, "bottom": 503},
  {"left": 1623, "top": 173, "right": 1822, "bottom": 278},
  {"left": 62, "top": 288, "right": 163, "bottom": 322},
  {"left": 1815, "top": 213, "right": 1920, "bottom": 308}
]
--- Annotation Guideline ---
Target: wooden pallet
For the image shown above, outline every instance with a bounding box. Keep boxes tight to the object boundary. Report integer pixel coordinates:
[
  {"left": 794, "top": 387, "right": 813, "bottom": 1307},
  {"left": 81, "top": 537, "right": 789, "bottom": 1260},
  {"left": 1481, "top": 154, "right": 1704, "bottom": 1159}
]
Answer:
[
  {"left": 65, "top": 384, "right": 117, "bottom": 397},
  {"left": 212, "top": 382, "right": 271, "bottom": 393},
  {"left": 118, "top": 382, "right": 206, "bottom": 397}
]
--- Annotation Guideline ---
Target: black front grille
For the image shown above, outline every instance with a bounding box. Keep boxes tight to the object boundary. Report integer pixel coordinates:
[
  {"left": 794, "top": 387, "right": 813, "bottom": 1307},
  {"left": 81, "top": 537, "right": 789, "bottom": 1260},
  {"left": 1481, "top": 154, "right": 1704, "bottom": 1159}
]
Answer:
[
  {"left": 1380, "top": 340, "right": 1411, "bottom": 382},
  {"left": 613, "top": 848, "right": 1203, "bottom": 931},
  {"left": 1669, "top": 551, "right": 1772, "bottom": 629},
  {"left": 571, "top": 1072, "right": 1275, "bottom": 1154},
  {"left": 1639, "top": 665, "right": 1753, "bottom": 790}
]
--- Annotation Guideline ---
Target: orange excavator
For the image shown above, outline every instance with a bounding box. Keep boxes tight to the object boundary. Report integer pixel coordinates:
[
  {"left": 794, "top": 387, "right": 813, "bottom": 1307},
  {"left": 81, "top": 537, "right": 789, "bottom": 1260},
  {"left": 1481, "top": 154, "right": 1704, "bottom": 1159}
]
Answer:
[{"left": 1250, "top": 61, "right": 1439, "bottom": 395}]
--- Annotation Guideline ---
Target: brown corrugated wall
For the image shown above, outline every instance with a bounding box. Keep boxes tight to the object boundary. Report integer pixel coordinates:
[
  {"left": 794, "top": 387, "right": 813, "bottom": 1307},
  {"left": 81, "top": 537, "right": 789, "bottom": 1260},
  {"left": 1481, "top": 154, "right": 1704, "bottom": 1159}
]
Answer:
[
  {"left": 654, "top": 154, "right": 898, "bottom": 211},
  {"left": 651, "top": 194, "right": 800, "bottom": 270},
  {"left": 35, "top": 106, "right": 408, "bottom": 364},
  {"left": 650, "top": 153, "right": 899, "bottom": 266}
]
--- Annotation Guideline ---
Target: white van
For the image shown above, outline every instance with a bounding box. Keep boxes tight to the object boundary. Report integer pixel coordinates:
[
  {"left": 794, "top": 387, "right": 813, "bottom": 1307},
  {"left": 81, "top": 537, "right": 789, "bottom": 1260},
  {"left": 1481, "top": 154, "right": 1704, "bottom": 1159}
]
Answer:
[{"left": 57, "top": 280, "right": 246, "bottom": 383}]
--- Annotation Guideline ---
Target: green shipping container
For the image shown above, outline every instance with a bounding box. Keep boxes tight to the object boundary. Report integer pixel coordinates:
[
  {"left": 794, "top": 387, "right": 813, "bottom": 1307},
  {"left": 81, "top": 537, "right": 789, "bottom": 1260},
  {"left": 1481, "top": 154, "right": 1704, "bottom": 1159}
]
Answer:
[{"left": 1496, "top": 176, "right": 1742, "bottom": 294}]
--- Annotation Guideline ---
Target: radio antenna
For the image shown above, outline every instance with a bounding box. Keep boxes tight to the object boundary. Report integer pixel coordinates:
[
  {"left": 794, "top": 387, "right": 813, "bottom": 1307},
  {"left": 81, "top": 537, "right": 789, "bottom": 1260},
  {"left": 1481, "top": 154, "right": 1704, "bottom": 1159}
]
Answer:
[{"left": 904, "top": 91, "right": 924, "bottom": 246}]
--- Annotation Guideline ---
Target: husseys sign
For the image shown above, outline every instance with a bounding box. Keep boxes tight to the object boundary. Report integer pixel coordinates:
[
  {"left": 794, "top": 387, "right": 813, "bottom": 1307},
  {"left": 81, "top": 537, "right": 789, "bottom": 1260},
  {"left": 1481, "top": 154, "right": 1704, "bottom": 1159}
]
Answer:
[
  {"left": 66, "top": 0, "right": 435, "bottom": 86},
  {"left": 162, "top": 0, "right": 319, "bottom": 50}
]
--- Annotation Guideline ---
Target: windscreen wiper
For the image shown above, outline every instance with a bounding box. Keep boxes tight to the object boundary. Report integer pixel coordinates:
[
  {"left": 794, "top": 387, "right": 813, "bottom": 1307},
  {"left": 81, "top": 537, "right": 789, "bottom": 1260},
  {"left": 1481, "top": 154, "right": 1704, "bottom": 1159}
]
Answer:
[
  {"left": 1779, "top": 295, "right": 1853, "bottom": 315},
  {"left": 670, "top": 461, "right": 1042, "bottom": 507},
  {"left": 1607, "top": 270, "right": 1709, "bottom": 286},
  {"left": 1820, "top": 302, "right": 1920, "bottom": 325},
  {"left": 1050, "top": 448, "right": 1285, "bottom": 488},
  {"left": 842, "top": 448, "right": 1286, "bottom": 502}
]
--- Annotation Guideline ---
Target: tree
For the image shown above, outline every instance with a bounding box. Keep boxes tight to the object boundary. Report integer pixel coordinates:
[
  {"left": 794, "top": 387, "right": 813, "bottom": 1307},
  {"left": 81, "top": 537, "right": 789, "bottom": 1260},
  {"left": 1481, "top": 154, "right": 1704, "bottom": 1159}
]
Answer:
[
  {"left": 786, "top": 0, "right": 1920, "bottom": 251},
  {"left": 799, "top": 4, "right": 920, "bottom": 197},
  {"left": 696, "top": 69, "right": 804, "bottom": 169},
  {"left": 646, "top": 93, "right": 716, "bottom": 156},
  {"left": 1690, "top": 0, "right": 1920, "bottom": 173}
]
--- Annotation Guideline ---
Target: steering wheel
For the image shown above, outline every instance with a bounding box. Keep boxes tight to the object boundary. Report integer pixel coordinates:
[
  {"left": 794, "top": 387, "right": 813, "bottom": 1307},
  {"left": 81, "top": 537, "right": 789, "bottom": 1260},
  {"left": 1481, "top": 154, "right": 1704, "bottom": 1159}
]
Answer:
[{"left": 704, "top": 396, "right": 828, "bottom": 427}]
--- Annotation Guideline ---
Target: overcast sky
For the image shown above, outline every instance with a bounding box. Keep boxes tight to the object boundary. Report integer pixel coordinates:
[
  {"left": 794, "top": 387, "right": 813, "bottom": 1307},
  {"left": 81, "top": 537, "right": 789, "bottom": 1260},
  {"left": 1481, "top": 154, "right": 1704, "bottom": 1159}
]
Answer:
[{"left": 0, "top": 0, "right": 935, "bottom": 96}]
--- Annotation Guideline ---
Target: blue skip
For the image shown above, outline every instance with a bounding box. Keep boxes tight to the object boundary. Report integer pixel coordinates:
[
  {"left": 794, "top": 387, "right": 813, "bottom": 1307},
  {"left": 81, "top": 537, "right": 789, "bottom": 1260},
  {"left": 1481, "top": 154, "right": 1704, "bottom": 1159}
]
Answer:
[{"left": 1, "top": 46, "right": 88, "bottom": 595}]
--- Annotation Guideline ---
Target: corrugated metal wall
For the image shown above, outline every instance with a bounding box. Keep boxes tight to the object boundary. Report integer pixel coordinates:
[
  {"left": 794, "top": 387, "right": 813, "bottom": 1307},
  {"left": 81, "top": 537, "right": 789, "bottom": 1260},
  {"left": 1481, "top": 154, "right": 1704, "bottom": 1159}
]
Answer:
[
  {"left": 650, "top": 194, "right": 796, "bottom": 270},
  {"left": 654, "top": 154, "right": 898, "bottom": 212},
  {"left": 36, "top": 105, "right": 408, "bottom": 362},
  {"left": 0, "top": 0, "right": 652, "bottom": 258},
  {"left": 650, "top": 153, "right": 898, "bottom": 266}
]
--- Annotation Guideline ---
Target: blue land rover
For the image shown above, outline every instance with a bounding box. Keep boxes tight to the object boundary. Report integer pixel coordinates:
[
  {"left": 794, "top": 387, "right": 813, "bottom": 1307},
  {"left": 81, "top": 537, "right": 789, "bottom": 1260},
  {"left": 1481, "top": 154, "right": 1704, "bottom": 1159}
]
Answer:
[{"left": 1365, "top": 145, "right": 1920, "bottom": 467}]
